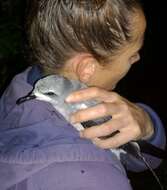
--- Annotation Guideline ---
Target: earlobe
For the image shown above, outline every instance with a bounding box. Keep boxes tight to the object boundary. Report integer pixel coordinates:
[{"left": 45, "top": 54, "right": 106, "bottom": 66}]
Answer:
[
  {"left": 77, "top": 58, "right": 96, "bottom": 83},
  {"left": 80, "top": 72, "right": 93, "bottom": 83}
]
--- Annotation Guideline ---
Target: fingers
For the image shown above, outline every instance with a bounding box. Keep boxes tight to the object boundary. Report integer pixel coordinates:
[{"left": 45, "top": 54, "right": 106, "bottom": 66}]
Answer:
[
  {"left": 92, "top": 129, "right": 136, "bottom": 149},
  {"left": 80, "top": 118, "right": 124, "bottom": 139},
  {"left": 65, "top": 87, "right": 150, "bottom": 149},
  {"left": 66, "top": 87, "right": 119, "bottom": 103},
  {"left": 70, "top": 102, "right": 120, "bottom": 123}
]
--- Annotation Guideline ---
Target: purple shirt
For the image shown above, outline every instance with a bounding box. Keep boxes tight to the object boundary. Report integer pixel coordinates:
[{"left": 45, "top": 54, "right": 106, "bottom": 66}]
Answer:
[{"left": 0, "top": 67, "right": 166, "bottom": 190}]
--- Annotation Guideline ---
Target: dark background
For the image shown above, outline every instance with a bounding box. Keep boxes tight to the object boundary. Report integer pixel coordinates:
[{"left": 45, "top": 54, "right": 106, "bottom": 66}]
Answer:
[{"left": 0, "top": 0, "right": 166, "bottom": 189}]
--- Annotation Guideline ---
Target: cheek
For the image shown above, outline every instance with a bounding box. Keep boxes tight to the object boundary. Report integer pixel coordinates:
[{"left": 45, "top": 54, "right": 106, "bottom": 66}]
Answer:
[
  {"left": 105, "top": 64, "right": 131, "bottom": 89},
  {"left": 113, "top": 63, "right": 131, "bottom": 80},
  {"left": 94, "top": 62, "right": 131, "bottom": 89},
  {"left": 102, "top": 71, "right": 122, "bottom": 89}
]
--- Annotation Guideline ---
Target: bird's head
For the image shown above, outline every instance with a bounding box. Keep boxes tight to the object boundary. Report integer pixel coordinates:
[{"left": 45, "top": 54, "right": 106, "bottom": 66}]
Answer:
[
  {"left": 17, "top": 75, "right": 85, "bottom": 104},
  {"left": 16, "top": 75, "right": 76, "bottom": 105}
]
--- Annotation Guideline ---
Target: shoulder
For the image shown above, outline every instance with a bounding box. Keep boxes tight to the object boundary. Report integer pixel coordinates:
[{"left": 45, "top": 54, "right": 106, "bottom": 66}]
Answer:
[{"left": 0, "top": 67, "right": 54, "bottom": 128}]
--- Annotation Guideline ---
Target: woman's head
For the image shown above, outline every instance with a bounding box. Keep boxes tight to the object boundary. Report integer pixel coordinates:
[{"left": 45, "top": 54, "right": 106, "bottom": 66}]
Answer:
[{"left": 27, "top": 0, "right": 142, "bottom": 68}]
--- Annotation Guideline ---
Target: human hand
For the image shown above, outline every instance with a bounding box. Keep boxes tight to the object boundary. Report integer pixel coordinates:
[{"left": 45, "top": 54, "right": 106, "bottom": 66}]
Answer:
[{"left": 66, "top": 87, "right": 154, "bottom": 149}]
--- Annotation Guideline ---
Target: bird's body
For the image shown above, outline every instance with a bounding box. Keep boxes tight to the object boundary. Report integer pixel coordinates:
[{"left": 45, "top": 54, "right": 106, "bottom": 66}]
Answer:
[{"left": 17, "top": 75, "right": 136, "bottom": 158}]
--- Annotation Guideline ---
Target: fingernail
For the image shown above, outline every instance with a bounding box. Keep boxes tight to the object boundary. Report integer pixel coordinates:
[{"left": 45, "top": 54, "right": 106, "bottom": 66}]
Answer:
[
  {"left": 80, "top": 131, "right": 84, "bottom": 138},
  {"left": 65, "top": 95, "right": 74, "bottom": 102},
  {"left": 92, "top": 138, "right": 100, "bottom": 144},
  {"left": 70, "top": 115, "right": 76, "bottom": 123}
]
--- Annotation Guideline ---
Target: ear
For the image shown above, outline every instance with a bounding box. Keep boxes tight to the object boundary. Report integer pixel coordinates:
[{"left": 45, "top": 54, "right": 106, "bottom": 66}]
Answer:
[{"left": 74, "top": 55, "right": 97, "bottom": 83}]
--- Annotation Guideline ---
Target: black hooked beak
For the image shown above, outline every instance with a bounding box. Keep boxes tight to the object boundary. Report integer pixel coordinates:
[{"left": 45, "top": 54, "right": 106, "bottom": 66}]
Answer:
[{"left": 16, "top": 94, "right": 36, "bottom": 105}]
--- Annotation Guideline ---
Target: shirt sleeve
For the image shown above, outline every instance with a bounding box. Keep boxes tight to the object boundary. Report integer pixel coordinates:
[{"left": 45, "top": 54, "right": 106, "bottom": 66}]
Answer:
[{"left": 122, "top": 103, "right": 166, "bottom": 172}]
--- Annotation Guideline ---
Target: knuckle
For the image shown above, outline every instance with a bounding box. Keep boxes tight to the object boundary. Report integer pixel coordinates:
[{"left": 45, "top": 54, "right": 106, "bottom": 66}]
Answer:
[
  {"left": 111, "top": 138, "right": 120, "bottom": 148},
  {"left": 83, "top": 130, "right": 92, "bottom": 138},
  {"left": 133, "top": 125, "right": 141, "bottom": 136},
  {"left": 99, "top": 103, "right": 108, "bottom": 115},
  {"left": 121, "top": 116, "right": 129, "bottom": 126},
  {"left": 98, "top": 138, "right": 120, "bottom": 149},
  {"left": 91, "top": 87, "right": 100, "bottom": 96},
  {"left": 93, "top": 139, "right": 107, "bottom": 149},
  {"left": 98, "top": 142, "right": 109, "bottom": 149},
  {"left": 75, "top": 112, "right": 83, "bottom": 121},
  {"left": 125, "top": 114, "right": 133, "bottom": 124},
  {"left": 105, "top": 123, "right": 112, "bottom": 133},
  {"left": 111, "top": 92, "right": 120, "bottom": 100},
  {"left": 120, "top": 103, "right": 129, "bottom": 112}
]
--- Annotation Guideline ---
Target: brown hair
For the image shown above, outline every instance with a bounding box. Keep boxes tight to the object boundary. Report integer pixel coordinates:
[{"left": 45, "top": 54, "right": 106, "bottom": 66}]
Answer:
[{"left": 26, "top": 0, "right": 142, "bottom": 73}]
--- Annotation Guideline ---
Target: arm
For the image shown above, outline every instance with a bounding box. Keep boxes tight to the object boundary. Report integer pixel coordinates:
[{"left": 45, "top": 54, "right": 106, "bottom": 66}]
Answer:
[
  {"left": 123, "top": 103, "right": 166, "bottom": 172},
  {"left": 65, "top": 87, "right": 166, "bottom": 172}
]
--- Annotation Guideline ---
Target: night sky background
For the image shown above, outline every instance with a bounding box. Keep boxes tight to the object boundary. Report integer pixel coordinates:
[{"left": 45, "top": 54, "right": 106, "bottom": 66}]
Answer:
[{"left": 0, "top": 0, "right": 167, "bottom": 189}]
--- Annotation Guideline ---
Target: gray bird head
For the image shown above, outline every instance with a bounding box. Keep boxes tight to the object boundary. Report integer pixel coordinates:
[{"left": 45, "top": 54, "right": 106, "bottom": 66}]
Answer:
[{"left": 17, "top": 75, "right": 86, "bottom": 105}]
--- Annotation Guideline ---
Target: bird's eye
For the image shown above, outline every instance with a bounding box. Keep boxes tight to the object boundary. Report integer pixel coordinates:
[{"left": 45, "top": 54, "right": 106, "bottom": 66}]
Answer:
[{"left": 44, "top": 92, "right": 56, "bottom": 96}]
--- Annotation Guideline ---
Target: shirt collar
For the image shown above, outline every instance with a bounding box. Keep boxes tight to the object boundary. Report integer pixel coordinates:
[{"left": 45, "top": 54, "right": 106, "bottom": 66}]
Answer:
[{"left": 27, "top": 65, "right": 43, "bottom": 86}]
